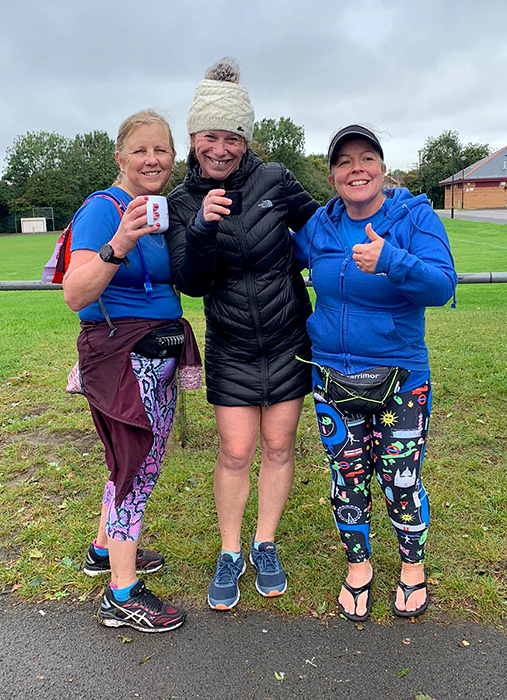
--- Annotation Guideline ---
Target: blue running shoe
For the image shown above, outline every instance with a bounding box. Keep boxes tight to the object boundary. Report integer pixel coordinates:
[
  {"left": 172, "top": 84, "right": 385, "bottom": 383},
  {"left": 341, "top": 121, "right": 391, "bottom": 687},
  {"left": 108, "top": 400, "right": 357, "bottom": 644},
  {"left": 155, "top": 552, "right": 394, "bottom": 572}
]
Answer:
[
  {"left": 208, "top": 552, "right": 246, "bottom": 610},
  {"left": 249, "top": 538, "right": 287, "bottom": 597}
]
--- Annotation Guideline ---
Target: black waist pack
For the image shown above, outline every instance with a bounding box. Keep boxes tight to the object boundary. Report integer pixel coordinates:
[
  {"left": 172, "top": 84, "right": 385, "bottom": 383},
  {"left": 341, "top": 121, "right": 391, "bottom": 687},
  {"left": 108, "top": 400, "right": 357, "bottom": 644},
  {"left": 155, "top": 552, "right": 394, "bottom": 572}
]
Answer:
[
  {"left": 133, "top": 325, "right": 185, "bottom": 359},
  {"left": 317, "top": 365, "right": 410, "bottom": 414}
]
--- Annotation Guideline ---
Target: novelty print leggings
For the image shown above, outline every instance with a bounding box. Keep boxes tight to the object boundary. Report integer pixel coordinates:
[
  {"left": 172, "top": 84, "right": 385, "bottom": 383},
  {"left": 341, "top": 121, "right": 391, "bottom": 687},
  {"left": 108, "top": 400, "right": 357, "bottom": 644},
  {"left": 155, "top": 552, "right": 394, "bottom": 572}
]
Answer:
[
  {"left": 314, "top": 380, "right": 432, "bottom": 563},
  {"left": 103, "top": 353, "right": 178, "bottom": 541}
]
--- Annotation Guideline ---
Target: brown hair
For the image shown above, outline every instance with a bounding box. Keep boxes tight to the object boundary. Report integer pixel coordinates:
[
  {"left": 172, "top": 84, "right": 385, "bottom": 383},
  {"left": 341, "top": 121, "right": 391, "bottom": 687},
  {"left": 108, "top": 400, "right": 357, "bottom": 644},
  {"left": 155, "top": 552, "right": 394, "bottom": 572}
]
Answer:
[{"left": 113, "top": 109, "right": 175, "bottom": 186}]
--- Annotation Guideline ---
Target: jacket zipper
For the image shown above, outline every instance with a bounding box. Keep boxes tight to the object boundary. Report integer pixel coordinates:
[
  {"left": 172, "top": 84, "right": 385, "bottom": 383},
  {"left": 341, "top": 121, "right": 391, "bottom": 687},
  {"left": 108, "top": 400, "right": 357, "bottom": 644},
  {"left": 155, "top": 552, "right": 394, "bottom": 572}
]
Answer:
[
  {"left": 341, "top": 256, "right": 351, "bottom": 374},
  {"left": 232, "top": 214, "right": 269, "bottom": 405}
]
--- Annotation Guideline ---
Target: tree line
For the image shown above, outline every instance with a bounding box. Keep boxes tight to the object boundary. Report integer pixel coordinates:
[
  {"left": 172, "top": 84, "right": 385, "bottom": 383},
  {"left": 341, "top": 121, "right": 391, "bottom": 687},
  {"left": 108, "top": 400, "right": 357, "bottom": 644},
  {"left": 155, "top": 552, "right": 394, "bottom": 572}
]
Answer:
[{"left": 0, "top": 119, "right": 490, "bottom": 232}]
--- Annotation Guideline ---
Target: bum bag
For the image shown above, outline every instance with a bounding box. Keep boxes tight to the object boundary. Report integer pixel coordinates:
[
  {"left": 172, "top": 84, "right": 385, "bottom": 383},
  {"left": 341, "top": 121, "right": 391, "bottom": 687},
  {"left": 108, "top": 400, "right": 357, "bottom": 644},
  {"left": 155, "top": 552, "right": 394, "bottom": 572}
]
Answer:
[
  {"left": 315, "top": 364, "right": 410, "bottom": 414},
  {"left": 133, "top": 325, "right": 185, "bottom": 359}
]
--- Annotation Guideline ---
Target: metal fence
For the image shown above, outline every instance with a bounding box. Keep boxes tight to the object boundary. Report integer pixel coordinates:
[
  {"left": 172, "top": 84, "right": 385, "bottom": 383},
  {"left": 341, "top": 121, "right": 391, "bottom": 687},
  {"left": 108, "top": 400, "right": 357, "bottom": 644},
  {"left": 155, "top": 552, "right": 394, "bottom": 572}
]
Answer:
[{"left": 1, "top": 272, "right": 507, "bottom": 292}]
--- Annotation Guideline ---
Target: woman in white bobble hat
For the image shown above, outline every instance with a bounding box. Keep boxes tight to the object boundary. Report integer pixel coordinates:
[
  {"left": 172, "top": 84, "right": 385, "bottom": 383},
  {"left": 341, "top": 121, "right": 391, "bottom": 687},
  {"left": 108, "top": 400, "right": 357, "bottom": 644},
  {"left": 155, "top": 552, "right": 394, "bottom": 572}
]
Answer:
[{"left": 167, "top": 58, "right": 318, "bottom": 611}]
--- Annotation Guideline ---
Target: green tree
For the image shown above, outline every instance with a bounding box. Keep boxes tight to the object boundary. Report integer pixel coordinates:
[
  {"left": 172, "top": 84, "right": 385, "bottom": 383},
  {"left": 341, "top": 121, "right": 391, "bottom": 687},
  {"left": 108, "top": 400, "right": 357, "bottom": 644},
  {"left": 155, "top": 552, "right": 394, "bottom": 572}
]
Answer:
[
  {"left": 252, "top": 117, "right": 306, "bottom": 179},
  {"left": 2, "top": 129, "right": 120, "bottom": 227},
  {"left": 420, "top": 130, "right": 490, "bottom": 208},
  {"left": 0, "top": 178, "right": 14, "bottom": 232},
  {"left": 251, "top": 117, "right": 335, "bottom": 204},
  {"left": 4, "top": 131, "right": 70, "bottom": 200},
  {"left": 399, "top": 168, "right": 420, "bottom": 196},
  {"left": 168, "top": 159, "right": 187, "bottom": 192},
  {"left": 298, "top": 154, "right": 335, "bottom": 205},
  {"left": 66, "top": 130, "right": 118, "bottom": 206}
]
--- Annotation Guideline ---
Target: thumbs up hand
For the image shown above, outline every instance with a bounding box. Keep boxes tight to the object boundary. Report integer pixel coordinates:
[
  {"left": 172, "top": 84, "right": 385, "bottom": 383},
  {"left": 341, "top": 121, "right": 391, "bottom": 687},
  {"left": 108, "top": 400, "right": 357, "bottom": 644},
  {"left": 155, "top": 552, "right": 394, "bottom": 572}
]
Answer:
[{"left": 352, "top": 223, "right": 384, "bottom": 273}]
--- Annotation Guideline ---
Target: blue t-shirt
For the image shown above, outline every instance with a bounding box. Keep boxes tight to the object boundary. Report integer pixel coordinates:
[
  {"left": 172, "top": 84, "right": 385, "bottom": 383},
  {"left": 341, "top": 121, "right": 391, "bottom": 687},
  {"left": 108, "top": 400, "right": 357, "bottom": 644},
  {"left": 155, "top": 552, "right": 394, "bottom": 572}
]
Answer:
[
  {"left": 339, "top": 199, "right": 392, "bottom": 251},
  {"left": 70, "top": 187, "right": 182, "bottom": 322}
]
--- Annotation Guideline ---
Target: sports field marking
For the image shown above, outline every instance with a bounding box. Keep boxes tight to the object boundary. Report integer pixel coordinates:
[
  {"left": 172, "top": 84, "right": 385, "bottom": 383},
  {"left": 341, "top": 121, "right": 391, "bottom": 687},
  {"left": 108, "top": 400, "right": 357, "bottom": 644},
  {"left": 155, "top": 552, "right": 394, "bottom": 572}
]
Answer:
[{"left": 450, "top": 236, "right": 507, "bottom": 251}]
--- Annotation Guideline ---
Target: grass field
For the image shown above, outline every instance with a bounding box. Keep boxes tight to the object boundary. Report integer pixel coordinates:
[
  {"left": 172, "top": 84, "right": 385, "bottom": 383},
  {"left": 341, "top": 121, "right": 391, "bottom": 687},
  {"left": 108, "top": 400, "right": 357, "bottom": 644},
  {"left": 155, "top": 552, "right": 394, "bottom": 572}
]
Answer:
[{"left": 0, "top": 220, "right": 506, "bottom": 625}]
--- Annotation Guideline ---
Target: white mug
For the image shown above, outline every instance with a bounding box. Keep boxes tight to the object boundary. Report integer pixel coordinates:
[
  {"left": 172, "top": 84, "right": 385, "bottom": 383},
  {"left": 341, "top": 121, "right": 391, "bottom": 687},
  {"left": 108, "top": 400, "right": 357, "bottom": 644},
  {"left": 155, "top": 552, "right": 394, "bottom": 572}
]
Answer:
[{"left": 142, "top": 195, "right": 169, "bottom": 233}]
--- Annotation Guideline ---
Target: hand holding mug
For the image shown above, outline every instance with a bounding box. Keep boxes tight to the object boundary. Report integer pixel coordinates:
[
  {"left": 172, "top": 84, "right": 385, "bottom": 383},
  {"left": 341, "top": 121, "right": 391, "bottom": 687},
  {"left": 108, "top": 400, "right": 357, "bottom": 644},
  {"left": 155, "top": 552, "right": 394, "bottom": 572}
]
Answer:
[{"left": 110, "top": 197, "right": 162, "bottom": 257}]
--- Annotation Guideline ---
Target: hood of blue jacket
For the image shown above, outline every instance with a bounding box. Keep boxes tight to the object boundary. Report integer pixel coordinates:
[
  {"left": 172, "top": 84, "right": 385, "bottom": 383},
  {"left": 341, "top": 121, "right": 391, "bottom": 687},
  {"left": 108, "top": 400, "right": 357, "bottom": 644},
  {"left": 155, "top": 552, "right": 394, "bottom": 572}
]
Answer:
[{"left": 325, "top": 187, "right": 432, "bottom": 235}]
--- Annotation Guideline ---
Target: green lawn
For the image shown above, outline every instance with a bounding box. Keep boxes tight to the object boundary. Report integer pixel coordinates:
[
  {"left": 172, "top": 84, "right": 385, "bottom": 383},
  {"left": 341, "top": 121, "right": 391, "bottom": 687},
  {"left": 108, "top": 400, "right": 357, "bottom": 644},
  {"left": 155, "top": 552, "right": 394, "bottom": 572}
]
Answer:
[{"left": 0, "top": 223, "right": 505, "bottom": 625}]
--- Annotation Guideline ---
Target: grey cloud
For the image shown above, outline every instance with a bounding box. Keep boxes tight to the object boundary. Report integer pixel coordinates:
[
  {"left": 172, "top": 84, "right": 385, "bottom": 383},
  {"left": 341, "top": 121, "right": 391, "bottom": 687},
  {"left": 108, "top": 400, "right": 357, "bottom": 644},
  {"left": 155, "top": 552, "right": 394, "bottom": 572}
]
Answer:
[{"left": 2, "top": 0, "right": 506, "bottom": 172}]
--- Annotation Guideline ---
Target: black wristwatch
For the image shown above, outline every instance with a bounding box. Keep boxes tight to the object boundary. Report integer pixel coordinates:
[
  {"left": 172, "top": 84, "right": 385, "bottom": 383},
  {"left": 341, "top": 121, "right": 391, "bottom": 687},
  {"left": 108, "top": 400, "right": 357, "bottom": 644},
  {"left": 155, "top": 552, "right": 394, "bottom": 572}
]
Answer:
[{"left": 99, "top": 244, "right": 129, "bottom": 266}]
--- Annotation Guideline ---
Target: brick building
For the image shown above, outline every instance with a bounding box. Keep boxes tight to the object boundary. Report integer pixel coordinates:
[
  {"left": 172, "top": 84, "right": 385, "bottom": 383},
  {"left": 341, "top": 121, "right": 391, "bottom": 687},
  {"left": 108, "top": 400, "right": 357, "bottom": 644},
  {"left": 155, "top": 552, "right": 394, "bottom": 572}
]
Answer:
[
  {"left": 383, "top": 173, "right": 402, "bottom": 188},
  {"left": 440, "top": 146, "right": 507, "bottom": 209}
]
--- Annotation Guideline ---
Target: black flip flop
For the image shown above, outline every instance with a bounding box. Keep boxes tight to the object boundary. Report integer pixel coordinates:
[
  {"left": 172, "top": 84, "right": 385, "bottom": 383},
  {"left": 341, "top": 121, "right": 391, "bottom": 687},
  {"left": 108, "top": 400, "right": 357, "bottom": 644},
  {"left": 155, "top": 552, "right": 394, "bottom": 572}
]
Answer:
[
  {"left": 337, "top": 575, "right": 374, "bottom": 622},
  {"left": 393, "top": 574, "right": 429, "bottom": 618}
]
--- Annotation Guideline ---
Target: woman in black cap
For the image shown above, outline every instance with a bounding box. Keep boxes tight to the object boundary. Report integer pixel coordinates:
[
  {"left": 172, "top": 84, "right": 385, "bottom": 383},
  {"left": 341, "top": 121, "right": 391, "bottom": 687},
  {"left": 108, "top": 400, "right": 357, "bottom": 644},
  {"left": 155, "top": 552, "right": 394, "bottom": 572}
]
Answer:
[{"left": 292, "top": 124, "right": 457, "bottom": 621}]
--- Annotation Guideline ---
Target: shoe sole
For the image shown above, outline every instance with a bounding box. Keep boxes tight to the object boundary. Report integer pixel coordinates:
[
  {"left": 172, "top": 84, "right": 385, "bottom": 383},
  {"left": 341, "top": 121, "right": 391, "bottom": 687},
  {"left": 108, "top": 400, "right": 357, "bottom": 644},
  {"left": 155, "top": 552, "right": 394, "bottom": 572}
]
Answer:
[
  {"left": 249, "top": 553, "right": 287, "bottom": 598},
  {"left": 208, "top": 562, "right": 246, "bottom": 611},
  {"left": 393, "top": 594, "right": 429, "bottom": 618},
  {"left": 337, "top": 574, "right": 374, "bottom": 622},
  {"left": 393, "top": 571, "right": 428, "bottom": 618},
  {"left": 99, "top": 613, "right": 186, "bottom": 633},
  {"left": 83, "top": 562, "right": 164, "bottom": 577}
]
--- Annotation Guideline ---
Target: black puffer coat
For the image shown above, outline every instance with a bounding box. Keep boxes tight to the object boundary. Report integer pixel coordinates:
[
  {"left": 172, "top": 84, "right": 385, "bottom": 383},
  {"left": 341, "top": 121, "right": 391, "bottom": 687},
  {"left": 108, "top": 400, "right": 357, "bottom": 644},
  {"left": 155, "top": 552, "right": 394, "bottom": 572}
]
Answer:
[{"left": 167, "top": 150, "right": 319, "bottom": 406}]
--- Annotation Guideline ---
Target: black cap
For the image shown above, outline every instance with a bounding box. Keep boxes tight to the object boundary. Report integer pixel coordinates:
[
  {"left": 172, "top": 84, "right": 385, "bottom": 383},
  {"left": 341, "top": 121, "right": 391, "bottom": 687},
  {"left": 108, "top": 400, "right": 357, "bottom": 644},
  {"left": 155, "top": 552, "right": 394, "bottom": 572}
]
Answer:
[{"left": 327, "top": 125, "right": 384, "bottom": 169}]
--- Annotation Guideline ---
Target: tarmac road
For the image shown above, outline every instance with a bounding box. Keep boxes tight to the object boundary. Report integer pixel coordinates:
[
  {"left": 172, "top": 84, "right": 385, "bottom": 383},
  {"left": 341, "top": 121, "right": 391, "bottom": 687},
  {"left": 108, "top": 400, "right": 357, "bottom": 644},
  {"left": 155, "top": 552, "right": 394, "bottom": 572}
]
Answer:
[
  {"left": 437, "top": 209, "right": 507, "bottom": 225},
  {"left": 1, "top": 597, "right": 505, "bottom": 700}
]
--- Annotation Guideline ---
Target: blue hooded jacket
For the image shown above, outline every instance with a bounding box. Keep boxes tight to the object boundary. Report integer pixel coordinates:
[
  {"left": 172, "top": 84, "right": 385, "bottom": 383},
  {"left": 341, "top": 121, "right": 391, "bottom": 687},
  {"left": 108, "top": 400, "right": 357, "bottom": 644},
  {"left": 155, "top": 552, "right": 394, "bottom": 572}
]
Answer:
[{"left": 292, "top": 188, "right": 457, "bottom": 374}]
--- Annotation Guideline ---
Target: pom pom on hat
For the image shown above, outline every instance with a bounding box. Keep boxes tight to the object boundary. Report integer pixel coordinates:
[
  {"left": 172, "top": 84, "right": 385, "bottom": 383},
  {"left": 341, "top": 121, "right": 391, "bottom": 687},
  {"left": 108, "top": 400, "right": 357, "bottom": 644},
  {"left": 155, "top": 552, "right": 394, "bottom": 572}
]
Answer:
[{"left": 187, "top": 57, "right": 254, "bottom": 142}]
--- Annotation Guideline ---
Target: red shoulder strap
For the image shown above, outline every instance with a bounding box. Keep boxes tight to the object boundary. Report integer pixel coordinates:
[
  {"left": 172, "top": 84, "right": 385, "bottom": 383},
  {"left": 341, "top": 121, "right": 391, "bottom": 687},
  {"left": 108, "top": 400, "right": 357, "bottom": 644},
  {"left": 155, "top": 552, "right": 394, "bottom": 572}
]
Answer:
[{"left": 52, "top": 193, "right": 126, "bottom": 283}]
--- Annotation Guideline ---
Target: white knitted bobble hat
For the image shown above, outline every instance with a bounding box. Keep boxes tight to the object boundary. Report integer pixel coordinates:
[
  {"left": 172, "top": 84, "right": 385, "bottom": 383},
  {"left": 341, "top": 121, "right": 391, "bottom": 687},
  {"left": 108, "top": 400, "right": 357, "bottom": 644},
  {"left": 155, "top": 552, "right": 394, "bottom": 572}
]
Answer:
[{"left": 187, "top": 58, "right": 255, "bottom": 142}]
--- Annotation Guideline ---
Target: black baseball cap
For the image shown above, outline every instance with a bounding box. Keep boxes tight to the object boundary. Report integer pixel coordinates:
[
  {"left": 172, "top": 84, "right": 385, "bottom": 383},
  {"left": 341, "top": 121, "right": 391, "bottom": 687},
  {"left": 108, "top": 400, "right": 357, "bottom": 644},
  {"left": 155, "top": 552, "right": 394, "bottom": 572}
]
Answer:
[{"left": 327, "top": 125, "right": 384, "bottom": 169}]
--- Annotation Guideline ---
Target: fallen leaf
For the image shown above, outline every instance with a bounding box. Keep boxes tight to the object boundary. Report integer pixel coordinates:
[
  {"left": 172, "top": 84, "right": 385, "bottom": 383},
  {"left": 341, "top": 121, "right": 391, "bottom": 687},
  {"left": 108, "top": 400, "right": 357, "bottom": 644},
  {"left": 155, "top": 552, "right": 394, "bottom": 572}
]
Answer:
[
  {"left": 427, "top": 577, "right": 439, "bottom": 585},
  {"left": 181, "top": 562, "right": 189, "bottom": 575},
  {"left": 316, "top": 601, "right": 326, "bottom": 615},
  {"left": 354, "top": 621, "right": 365, "bottom": 631},
  {"left": 29, "top": 549, "right": 43, "bottom": 559},
  {"left": 318, "top": 497, "right": 326, "bottom": 505},
  {"left": 121, "top": 636, "right": 133, "bottom": 644},
  {"left": 274, "top": 671, "right": 285, "bottom": 682},
  {"left": 458, "top": 640, "right": 470, "bottom": 648},
  {"left": 10, "top": 584, "right": 22, "bottom": 592},
  {"left": 139, "top": 656, "right": 152, "bottom": 665},
  {"left": 395, "top": 668, "right": 409, "bottom": 678}
]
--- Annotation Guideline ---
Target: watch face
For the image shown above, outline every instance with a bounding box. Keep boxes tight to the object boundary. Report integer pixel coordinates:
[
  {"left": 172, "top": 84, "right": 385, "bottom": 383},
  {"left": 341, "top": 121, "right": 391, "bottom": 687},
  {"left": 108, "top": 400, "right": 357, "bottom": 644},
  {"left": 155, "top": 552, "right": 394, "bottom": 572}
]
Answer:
[
  {"left": 99, "top": 244, "right": 113, "bottom": 262},
  {"left": 99, "top": 244, "right": 123, "bottom": 264}
]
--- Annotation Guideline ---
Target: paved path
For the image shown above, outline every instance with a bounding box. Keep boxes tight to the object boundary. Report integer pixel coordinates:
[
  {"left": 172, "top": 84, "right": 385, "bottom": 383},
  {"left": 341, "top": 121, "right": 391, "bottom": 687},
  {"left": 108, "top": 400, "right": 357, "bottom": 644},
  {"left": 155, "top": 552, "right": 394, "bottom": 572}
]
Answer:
[
  {"left": 1, "top": 598, "right": 505, "bottom": 700},
  {"left": 437, "top": 209, "right": 507, "bottom": 225}
]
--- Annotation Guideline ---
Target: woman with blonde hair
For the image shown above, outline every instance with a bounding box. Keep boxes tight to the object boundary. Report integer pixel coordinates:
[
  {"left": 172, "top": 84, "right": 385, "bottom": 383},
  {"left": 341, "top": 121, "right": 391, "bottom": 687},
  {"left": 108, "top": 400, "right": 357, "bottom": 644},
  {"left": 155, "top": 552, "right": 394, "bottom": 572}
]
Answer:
[{"left": 64, "top": 109, "right": 199, "bottom": 632}]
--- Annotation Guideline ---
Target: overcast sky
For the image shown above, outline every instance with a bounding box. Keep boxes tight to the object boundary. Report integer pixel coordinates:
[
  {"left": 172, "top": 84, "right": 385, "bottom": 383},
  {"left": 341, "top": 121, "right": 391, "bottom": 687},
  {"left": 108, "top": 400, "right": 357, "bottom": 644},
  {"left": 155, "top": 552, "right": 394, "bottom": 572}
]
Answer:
[{"left": 2, "top": 0, "right": 506, "bottom": 174}]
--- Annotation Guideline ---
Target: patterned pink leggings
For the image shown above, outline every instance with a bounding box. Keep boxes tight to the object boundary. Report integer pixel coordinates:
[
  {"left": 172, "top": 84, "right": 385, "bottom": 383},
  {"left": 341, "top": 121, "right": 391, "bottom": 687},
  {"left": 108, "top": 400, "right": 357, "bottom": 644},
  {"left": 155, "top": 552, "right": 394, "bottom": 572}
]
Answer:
[{"left": 102, "top": 353, "right": 178, "bottom": 541}]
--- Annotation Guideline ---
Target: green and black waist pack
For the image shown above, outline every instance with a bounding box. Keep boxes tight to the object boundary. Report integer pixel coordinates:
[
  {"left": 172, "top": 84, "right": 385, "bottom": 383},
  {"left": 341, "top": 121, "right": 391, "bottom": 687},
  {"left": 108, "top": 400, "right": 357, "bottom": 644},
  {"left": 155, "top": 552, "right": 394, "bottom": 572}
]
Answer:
[{"left": 316, "top": 365, "right": 410, "bottom": 414}]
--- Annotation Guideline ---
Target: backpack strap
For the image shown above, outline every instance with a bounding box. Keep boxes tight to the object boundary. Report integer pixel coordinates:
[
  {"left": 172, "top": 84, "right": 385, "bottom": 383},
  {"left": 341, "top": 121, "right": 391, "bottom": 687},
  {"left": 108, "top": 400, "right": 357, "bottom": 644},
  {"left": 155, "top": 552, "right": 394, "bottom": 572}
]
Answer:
[{"left": 53, "top": 191, "right": 128, "bottom": 283}]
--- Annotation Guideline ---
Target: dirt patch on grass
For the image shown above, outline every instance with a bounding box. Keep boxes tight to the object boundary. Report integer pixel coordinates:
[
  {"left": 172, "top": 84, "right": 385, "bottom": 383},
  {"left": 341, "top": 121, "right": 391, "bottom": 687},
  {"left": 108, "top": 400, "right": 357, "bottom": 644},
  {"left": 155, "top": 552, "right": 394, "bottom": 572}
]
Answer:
[
  {"left": 7, "top": 429, "right": 98, "bottom": 454},
  {"left": 0, "top": 547, "right": 21, "bottom": 563},
  {"left": 5, "top": 466, "right": 38, "bottom": 486}
]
